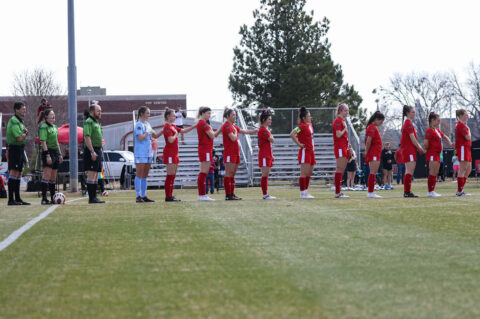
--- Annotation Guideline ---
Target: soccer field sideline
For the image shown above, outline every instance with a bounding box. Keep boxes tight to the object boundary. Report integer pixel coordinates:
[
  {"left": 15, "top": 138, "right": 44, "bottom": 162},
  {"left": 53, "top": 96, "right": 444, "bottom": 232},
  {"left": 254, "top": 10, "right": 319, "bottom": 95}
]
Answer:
[{"left": 1, "top": 183, "right": 480, "bottom": 318}]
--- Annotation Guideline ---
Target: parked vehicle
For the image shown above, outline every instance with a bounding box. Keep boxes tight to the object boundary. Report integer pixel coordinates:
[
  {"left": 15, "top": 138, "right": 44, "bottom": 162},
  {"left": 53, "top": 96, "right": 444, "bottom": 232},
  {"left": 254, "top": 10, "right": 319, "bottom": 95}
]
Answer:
[{"left": 102, "top": 150, "right": 134, "bottom": 180}]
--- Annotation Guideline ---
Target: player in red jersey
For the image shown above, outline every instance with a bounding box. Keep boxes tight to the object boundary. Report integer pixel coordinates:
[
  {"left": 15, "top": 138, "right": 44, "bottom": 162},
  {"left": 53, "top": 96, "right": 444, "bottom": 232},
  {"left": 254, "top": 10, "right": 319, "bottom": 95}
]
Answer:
[
  {"left": 290, "top": 107, "right": 316, "bottom": 199},
  {"left": 455, "top": 109, "right": 472, "bottom": 196},
  {"left": 220, "top": 108, "right": 257, "bottom": 200},
  {"left": 196, "top": 107, "right": 218, "bottom": 202},
  {"left": 400, "top": 105, "right": 425, "bottom": 198},
  {"left": 163, "top": 108, "right": 197, "bottom": 202},
  {"left": 258, "top": 110, "right": 276, "bottom": 200},
  {"left": 424, "top": 112, "right": 453, "bottom": 197},
  {"left": 332, "top": 103, "right": 351, "bottom": 198},
  {"left": 365, "top": 111, "right": 385, "bottom": 198}
]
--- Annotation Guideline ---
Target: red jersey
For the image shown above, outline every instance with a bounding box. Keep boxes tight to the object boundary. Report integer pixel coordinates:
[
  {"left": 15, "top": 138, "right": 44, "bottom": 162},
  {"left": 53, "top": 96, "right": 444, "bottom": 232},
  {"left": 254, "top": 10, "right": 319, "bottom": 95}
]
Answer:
[
  {"left": 197, "top": 120, "right": 214, "bottom": 152},
  {"left": 222, "top": 122, "right": 240, "bottom": 156},
  {"left": 163, "top": 123, "right": 180, "bottom": 155},
  {"left": 455, "top": 121, "right": 471, "bottom": 148},
  {"left": 333, "top": 117, "right": 348, "bottom": 148},
  {"left": 425, "top": 127, "right": 445, "bottom": 155},
  {"left": 258, "top": 126, "right": 273, "bottom": 158},
  {"left": 365, "top": 124, "right": 382, "bottom": 156},
  {"left": 295, "top": 122, "right": 314, "bottom": 151},
  {"left": 400, "top": 119, "right": 417, "bottom": 154}
]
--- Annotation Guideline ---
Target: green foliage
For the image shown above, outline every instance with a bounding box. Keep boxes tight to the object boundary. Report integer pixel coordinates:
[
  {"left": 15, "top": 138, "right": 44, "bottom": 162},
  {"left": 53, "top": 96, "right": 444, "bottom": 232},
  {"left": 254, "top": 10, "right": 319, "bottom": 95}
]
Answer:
[{"left": 229, "top": 0, "right": 365, "bottom": 131}]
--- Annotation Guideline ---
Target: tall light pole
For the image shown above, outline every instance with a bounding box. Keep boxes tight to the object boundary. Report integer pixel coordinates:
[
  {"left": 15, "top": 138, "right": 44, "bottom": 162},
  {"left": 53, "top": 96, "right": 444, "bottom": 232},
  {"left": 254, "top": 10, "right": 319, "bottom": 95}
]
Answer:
[{"left": 68, "top": 0, "right": 78, "bottom": 192}]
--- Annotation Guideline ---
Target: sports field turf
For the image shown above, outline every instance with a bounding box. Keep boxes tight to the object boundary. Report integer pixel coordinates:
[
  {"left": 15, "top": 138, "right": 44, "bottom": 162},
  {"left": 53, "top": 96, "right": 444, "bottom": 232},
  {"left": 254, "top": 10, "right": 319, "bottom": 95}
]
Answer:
[{"left": 1, "top": 181, "right": 480, "bottom": 318}]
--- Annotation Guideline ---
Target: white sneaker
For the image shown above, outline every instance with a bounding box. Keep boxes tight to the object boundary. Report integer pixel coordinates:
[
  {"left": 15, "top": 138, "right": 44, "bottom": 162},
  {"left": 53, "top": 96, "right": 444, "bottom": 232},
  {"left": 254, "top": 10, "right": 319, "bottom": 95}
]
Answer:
[
  {"left": 300, "top": 191, "right": 315, "bottom": 199},
  {"left": 367, "top": 192, "right": 382, "bottom": 198},
  {"left": 427, "top": 191, "right": 442, "bottom": 197},
  {"left": 456, "top": 191, "right": 471, "bottom": 197},
  {"left": 334, "top": 192, "right": 349, "bottom": 198},
  {"left": 198, "top": 195, "right": 215, "bottom": 201},
  {"left": 262, "top": 194, "right": 276, "bottom": 200}
]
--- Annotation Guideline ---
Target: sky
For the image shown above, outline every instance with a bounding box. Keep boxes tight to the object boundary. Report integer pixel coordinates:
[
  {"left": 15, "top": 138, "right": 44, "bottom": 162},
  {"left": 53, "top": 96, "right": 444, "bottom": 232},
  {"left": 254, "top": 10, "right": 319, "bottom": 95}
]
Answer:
[{"left": 1, "top": 0, "right": 479, "bottom": 113}]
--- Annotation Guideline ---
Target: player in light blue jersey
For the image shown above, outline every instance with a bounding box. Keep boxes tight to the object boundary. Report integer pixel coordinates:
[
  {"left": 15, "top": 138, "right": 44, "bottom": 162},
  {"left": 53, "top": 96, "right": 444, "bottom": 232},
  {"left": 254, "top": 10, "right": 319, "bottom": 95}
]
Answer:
[{"left": 134, "top": 106, "right": 163, "bottom": 202}]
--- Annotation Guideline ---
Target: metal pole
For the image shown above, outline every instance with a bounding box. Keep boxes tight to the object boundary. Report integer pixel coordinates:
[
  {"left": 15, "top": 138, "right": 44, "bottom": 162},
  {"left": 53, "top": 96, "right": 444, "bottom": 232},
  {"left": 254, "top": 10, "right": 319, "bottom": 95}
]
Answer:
[{"left": 68, "top": 0, "right": 78, "bottom": 192}]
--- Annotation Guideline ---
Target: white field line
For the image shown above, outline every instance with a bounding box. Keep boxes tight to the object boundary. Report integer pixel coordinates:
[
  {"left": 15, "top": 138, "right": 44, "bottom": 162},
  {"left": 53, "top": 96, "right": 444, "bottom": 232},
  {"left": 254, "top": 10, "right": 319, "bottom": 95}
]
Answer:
[{"left": 0, "top": 197, "right": 86, "bottom": 252}]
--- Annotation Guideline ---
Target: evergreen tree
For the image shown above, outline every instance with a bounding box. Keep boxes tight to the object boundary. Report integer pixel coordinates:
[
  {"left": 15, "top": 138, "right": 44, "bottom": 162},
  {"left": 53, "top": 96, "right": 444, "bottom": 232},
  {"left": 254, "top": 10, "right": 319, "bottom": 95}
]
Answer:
[{"left": 229, "top": 0, "right": 365, "bottom": 132}]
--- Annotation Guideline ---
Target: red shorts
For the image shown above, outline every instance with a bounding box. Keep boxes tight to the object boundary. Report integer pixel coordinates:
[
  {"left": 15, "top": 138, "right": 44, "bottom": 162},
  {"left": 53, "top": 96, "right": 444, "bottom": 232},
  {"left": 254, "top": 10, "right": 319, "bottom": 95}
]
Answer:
[
  {"left": 403, "top": 152, "right": 417, "bottom": 162},
  {"left": 198, "top": 150, "right": 213, "bottom": 162},
  {"left": 334, "top": 146, "right": 349, "bottom": 159},
  {"left": 365, "top": 153, "right": 381, "bottom": 164},
  {"left": 224, "top": 154, "right": 240, "bottom": 164},
  {"left": 164, "top": 154, "right": 179, "bottom": 164},
  {"left": 298, "top": 149, "right": 316, "bottom": 165},
  {"left": 457, "top": 145, "right": 472, "bottom": 162},
  {"left": 426, "top": 153, "right": 440, "bottom": 162},
  {"left": 258, "top": 156, "right": 274, "bottom": 167}
]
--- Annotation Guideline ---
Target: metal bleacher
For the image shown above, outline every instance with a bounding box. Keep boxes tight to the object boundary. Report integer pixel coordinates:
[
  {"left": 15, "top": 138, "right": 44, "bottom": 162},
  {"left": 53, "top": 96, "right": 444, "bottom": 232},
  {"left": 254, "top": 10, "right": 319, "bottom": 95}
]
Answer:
[{"left": 250, "top": 133, "right": 336, "bottom": 185}]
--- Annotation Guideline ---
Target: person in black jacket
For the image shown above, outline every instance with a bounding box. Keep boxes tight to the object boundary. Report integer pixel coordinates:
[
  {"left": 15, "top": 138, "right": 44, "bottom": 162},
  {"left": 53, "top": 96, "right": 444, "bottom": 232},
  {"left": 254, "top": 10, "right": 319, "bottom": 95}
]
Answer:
[{"left": 381, "top": 142, "right": 395, "bottom": 190}]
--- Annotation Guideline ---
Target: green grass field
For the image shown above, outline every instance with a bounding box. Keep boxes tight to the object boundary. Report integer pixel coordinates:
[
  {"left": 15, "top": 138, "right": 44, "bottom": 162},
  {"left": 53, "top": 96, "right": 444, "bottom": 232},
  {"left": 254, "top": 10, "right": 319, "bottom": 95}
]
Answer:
[{"left": 1, "top": 181, "right": 480, "bottom": 318}]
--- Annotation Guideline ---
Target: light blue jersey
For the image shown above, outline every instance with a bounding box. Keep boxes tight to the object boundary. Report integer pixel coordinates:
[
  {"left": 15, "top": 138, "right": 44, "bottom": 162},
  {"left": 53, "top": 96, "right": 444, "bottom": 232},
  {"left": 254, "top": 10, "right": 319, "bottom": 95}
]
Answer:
[{"left": 134, "top": 120, "right": 153, "bottom": 158}]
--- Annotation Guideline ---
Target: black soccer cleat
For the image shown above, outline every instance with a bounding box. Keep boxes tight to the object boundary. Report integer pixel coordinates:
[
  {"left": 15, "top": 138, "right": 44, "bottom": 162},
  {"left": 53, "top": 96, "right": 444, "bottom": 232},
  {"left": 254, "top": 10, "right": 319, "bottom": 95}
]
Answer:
[
  {"left": 17, "top": 199, "right": 31, "bottom": 205},
  {"left": 8, "top": 200, "right": 22, "bottom": 206},
  {"left": 403, "top": 192, "right": 418, "bottom": 198},
  {"left": 142, "top": 197, "right": 155, "bottom": 203},
  {"left": 41, "top": 199, "right": 52, "bottom": 205},
  {"left": 89, "top": 198, "right": 105, "bottom": 204},
  {"left": 165, "top": 196, "right": 181, "bottom": 202},
  {"left": 136, "top": 196, "right": 144, "bottom": 203}
]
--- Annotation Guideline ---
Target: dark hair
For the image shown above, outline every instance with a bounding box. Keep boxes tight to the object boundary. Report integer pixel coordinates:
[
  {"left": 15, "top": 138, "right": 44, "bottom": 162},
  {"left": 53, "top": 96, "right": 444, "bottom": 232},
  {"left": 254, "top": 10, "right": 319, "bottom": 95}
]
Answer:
[
  {"left": 456, "top": 109, "right": 467, "bottom": 119},
  {"left": 13, "top": 102, "right": 25, "bottom": 111},
  {"left": 402, "top": 105, "right": 414, "bottom": 123},
  {"left": 164, "top": 107, "right": 175, "bottom": 120},
  {"left": 223, "top": 108, "right": 235, "bottom": 120},
  {"left": 197, "top": 106, "right": 212, "bottom": 119},
  {"left": 38, "top": 108, "right": 54, "bottom": 124},
  {"left": 259, "top": 109, "right": 271, "bottom": 124},
  {"left": 298, "top": 107, "right": 309, "bottom": 123},
  {"left": 137, "top": 106, "right": 149, "bottom": 120},
  {"left": 41, "top": 98, "right": 47, "bottom": 104},
  {"left": 428, "top": 112, "right": 439, "bottom": 128},
  {"left": 367, "top": 111, "right": 385, "bottom": 126}
]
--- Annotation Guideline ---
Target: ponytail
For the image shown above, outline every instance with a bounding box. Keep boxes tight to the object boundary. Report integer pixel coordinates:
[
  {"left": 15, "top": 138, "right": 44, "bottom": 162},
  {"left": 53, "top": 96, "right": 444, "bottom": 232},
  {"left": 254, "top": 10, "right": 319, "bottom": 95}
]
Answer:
[
  {"left": 259, "top": 109, "right": 271, "bottom": 124},
  {"left": 223, "top": 108, "right": 235, "bottom": 121},
  {"left": 164, "top": 107, "right": 175, "bottom": 121},
  {"left": 402, "top": 105, "right": 413, "bottom": 125},
  {"left": 428, "top": 112, "right": 439, "bottom": 128},
  {"left": 456, "top": 109, "right": 467, "bottom": 120},
  {"left": 38, "top": 108, "right": 54, "bottom": 124},
  {"left": 367, "top": 111, "right": 385, "bottom": 126},
  {"left": 197, "top": 106, "right": 212, "bottom": 120},
  {"left": 137, "top": 106, "right": 149, "bottom": 121},
  {"left": 298, "top": 107, "right": 309, "bottom": 123}
]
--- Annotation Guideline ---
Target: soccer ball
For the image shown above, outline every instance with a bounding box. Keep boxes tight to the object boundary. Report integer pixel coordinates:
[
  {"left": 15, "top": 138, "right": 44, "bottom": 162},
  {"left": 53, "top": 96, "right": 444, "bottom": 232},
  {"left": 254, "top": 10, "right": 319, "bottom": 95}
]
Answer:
[
  {"left": 53, "top": 192, "right": 66, "bottom": 205},
  {"left": 102, "top": 191, "right": 109, "bottom": 197}
]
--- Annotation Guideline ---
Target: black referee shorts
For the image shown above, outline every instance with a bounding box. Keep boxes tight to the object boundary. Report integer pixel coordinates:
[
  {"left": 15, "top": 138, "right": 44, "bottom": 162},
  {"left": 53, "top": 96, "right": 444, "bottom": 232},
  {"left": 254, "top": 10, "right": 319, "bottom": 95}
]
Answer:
[
  {"left": 7, "top": 145, "right": 25, "bottom": 172},
  {"left": 84, "top": 147, "right": 103, "bottom": 172},
  {"left": 41, "top": 149, "right": 60, "bottom": 170}
]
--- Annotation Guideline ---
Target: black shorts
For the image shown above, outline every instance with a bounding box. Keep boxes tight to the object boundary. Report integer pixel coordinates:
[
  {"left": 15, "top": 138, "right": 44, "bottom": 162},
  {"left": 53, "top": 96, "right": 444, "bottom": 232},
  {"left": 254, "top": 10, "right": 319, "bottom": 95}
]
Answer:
[
  {"left": 84, "top": 147, "right": 103, "bottom": 172},
  {"left": 346, "top": 160, "right": 357, "bottom": 172},
  {"left": 42, "top": 149, "right": 60, "bottom": 169},
  {"left": 383, "top": 164, "right": 393, "bottom": 171},
  {"left": 7, "top": 145, "right": 25, "bottom": 172}
]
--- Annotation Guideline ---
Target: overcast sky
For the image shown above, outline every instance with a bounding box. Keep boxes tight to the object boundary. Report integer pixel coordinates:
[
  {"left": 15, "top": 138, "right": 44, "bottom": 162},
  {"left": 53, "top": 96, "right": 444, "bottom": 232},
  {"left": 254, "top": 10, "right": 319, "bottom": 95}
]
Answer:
[{"left": 1, "top": 0, "right": 479, "bottom": 112}]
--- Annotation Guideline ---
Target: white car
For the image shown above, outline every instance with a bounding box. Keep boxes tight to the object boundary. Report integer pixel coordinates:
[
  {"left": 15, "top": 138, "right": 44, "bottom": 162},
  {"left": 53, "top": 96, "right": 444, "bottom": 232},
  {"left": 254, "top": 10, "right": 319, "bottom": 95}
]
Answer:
[{"left": 102, "top": 150, "right": 134, "bottom": 180}]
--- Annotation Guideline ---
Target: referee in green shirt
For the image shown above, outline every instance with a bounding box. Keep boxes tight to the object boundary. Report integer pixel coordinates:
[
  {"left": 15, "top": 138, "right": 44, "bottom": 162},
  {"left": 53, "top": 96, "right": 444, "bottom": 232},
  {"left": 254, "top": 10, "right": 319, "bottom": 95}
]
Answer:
[
  {"left": 6, "top": 102, "right": 30, "bottom": 205},
  {"left": 83, "top": 102, "right": 105, "bottom": 204}
]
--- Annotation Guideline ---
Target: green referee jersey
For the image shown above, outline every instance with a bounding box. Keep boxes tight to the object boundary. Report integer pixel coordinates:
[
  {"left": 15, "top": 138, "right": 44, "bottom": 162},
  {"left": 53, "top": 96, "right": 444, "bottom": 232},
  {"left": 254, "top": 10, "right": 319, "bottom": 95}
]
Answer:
[
  {"left": 83, "top": 116, "right": 103, "bottom": 147},
  {"left": 39, "top": 123, "right": 59, "bottom": 150},
  {"left": 6, "top": 115, "right": 26, "bottom": 146}
]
